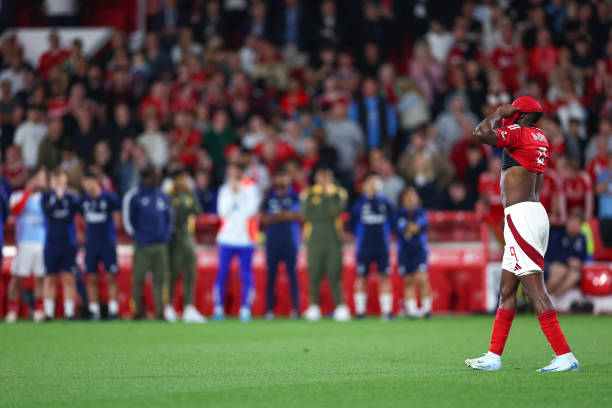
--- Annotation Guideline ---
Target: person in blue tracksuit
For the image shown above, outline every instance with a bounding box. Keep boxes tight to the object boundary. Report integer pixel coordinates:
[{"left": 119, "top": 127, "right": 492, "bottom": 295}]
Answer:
[
  {"left": 122, "top": 167, "right": 174, "bottom": 319},
  {"left": 260, "top": 165, "right": 301, "bottom": 319},
  {"left": 351, "top": 173, "right": 394, "bottom": 319},
  {"left": 41, "top": 170, "right": 80, "bottom": 320},
  {"left": 214, "top": 163, "right": 261, "bottom": 322},
  {"left": 395, "top": 186, "right": 432, "bottom": 318},
  {"left": 80, "top": 172, "right": 121, "bottom": 320}
]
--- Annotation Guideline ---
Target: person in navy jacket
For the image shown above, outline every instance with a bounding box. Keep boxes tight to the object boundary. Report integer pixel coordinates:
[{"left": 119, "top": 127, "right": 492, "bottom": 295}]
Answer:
[
  {"left": 122, "top": 167, "right": 174, "bottom": 319},
  {"left": 351, "top": 173, "right": 394, "bottom": 319},
  {"left": 545, "top": 208, "right": 588, "bottom": 300},
  {"left": 395, "top": 186, "right": 432, "bottom": 318},
  {"left": 260, "top": 165, "right": 302, "bottom": 320},
  {"left": 41, "top": 170, "right": 80, "bottom": 320}
]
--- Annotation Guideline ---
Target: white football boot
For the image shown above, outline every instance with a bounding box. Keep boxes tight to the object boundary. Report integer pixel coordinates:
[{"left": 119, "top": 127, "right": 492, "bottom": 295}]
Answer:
[
  {"left": 304, "top": 304, "right": 321, "bottom": 321},
  {"left": 333, "top": 304, "right": 351, "bottom": 322},
  {"left": 538, "top": 353, "right": 579, "bottom": 372},
  {"left": 182, "top": 305, "right": 206, "bottom": 323},
  {"left": 163, "top": 304, "right": 178, "bottom": 323},
  {"left": 465, "top": 352, "right": 502, "bottom": 371},
  {"left": 33, "top": 310, "right": 45, "bottom": 323},
  {"left": 239, "top": 307, "right": 251, "bottom": 322},
  {"left": 5, "top": 310, "right": 17, "bottom": 323}
]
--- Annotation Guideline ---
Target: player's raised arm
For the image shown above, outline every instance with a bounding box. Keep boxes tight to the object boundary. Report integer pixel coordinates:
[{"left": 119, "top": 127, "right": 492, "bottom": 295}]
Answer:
[{"left": 473, "top": 104, "right": 520, "bottom": 146}]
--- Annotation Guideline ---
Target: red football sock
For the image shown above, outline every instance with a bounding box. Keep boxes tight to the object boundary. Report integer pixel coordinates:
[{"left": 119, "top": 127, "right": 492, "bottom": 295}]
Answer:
[
  {"left": 34, "top": 298, "right": 43, "bottom": 312},
  {"left": 538, "top": 310, "right": 571, "bottom": 355},
  {"left": 489, "top": 308, "right": 517, "bottom": 356},
  {"left": 8, "top": 300, "right": 19, "bottom": 313}
]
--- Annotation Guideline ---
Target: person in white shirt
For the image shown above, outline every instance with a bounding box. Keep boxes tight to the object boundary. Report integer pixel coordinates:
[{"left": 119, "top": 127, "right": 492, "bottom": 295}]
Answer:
[
  {"left": 14, "top": 105, "right": 48, "bottom": 169},
  {"left": 5, "top": 169, "right": 48, "bottom": 323},
  {"left": 213, "top": 162, "right": 261, "bottom": 322},
  {"left": 138, "top": 117, "right": 169, "bottom": 169},
  {"left": 0, "top": 52, "right": 27, "bottom": 97}
]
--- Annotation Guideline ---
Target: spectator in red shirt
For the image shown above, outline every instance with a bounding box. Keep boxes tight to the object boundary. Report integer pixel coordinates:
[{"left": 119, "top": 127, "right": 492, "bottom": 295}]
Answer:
[
  {"left": 540, "top": 167, "right": 565, "bottom": 227},
  {"left": 490, "top": 17, "right": 523, "bottom": 93},
  {"left": 539, "top": 115, "right": 566, "bottom": 165},
  {"left": 279, "top": 77, "right": 309, "bottom": 117},
  {"left": 586, "top": 135, "right": 611, "bottom": 185},
  {"left": 557, "top": 155, "right": 593, "bottom": 219},
  {"left": 2, "top": 145, "right": 28, "bottom": 190},
  {"left": 139, "top": 81, "right": 169, "bottom": 122},
  {"left": 38, "top": 31, "right": 70, "bottom": 79},
  {"left": 477, "top": 157, "right": 504, "bottom": 224},
  {"left": 254, "top": 125, "right": 298, "bottom": 173},
  {"left": 169, "top": 110, "right": 202, "bottom": 169},
  {"left": 528, "top": 29, "right": 558, "bottom": 87}
]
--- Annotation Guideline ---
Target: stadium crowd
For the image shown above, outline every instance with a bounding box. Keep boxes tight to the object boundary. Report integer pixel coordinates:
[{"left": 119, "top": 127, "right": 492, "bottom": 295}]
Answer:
[{"left": 1, "top": 0, "right": 612, "bottom": 321}]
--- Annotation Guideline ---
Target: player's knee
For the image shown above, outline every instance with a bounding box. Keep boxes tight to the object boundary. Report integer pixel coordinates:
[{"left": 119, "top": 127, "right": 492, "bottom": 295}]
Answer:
[
  {"left": 499, "top": 283, "right": 517, "bottom": 304},
  {"left": 403, "top": 275, "right": 416, "bottom": 287}
]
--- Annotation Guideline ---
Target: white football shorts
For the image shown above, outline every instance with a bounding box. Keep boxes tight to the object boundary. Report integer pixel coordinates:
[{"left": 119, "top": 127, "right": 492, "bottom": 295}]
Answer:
[
  {"left": 502, "top": 201, "right": 549, "bottom": 276},
  {"left": 11, "top": 242, "right": 45, "bottom": 277}
]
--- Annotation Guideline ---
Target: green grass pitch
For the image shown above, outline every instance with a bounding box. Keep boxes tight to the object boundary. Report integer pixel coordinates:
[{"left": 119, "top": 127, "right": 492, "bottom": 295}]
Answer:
[{"left": 1, "top": 315, "right": 611, "bottom": 408}]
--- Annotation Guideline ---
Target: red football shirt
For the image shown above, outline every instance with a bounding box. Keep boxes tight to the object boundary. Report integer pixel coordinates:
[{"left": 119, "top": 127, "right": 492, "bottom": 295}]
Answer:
[{"left": 495, "top": 124, "right": 550, "bottom": 173}]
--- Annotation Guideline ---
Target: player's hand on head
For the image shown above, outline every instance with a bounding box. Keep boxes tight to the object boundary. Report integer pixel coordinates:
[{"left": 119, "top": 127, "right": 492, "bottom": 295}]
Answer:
[{"left": 496, "top": 104, "right": 520, "bottom": 118}]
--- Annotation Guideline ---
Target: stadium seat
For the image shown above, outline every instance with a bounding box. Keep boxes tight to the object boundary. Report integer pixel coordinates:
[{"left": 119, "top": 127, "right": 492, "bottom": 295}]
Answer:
[
  {"left": 587, "top": 219, "right": 612, "bottom": 261},
  {"left": 581, "top": 264, "right": 612, "bottom": 296}
]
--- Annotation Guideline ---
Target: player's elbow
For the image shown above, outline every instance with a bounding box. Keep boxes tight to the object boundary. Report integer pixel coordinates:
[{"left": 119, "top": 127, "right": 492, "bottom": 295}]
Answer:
[
  {"left": 472, "top": 127, "right": 486, "bottom": 143},
  {"left": 473, "top": 127, "right": 495, "bottom": 146}
]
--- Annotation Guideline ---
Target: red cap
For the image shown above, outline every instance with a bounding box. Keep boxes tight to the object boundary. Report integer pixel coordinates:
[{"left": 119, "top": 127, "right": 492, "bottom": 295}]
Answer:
[
  {"left": 502, "top": 96, "right": 543, "bottom": 126},
  {"left": 512, "top": 96, "right": 543, "bottom": 113}
]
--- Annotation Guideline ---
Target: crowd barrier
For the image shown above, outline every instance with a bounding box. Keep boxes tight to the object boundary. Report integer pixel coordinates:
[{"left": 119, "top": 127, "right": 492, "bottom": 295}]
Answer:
[
  {"left": 0, "top": 244, "right": 488, "bottom": 318},
  {"left": 3, "top": 213, "right": 611, "bottom": 318}
]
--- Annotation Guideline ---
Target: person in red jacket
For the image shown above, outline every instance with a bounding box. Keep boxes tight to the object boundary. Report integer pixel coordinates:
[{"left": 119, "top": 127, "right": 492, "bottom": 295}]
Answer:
[
  {"left": 254, "top": 125, "right": 298, "bottom": 173},
  {"left": 557, "top": 155, "right": 593, "bottom": 219},
  {"left": 528, "top": 29, "right": 558, "bottom": 87},
  {"left": 279, "top": 77, "right": 310, "bottom": 117},
  {"left": 38, "top": 31, "right": 70, "bottom": 79},
  {"left": 169, "top": 109, "right": 202, "bottom": 169}
]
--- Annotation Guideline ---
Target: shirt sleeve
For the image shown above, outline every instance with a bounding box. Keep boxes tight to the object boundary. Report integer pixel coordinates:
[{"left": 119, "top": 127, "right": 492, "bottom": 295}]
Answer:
[
  {"left": 494, "top": 124, "right": 522, "bottom": 149},
  {"left": 386, "top": 104, "right": 397, "bottom": 139},
  {"left": 122, "top": 188, "right": 137, "bottom": 236},
  {"left": 216, "top": 185, "right": 233, "bottom": 218},
  {"left": 349, "top": 200, "right": 362, "bottom": 233},
  {"left": 416, "top": 209, "right": 429, "bottom": 230},
  {"left": 165, "top": 195, "right": 174, "bottom": 242},
  {"left": 260, "top": 195, "right": 270, "bottom": 214},
  {"left": 109, "top": 193, "right": 121, "bottom": 212}
]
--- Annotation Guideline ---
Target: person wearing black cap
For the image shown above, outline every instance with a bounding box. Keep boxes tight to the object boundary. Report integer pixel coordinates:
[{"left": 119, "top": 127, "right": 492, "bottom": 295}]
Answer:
[{"left": 122, "top": 166, "right": 174, "bottom": 319}]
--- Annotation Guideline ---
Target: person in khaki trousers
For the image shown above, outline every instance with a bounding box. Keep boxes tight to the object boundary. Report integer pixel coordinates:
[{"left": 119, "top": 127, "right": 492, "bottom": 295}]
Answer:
[
  {"left": 300, "top": 167, "right": 350, "bottom": 322},
  {"left": 163, "top": 168, "right": 205, "bottom": 323},
  {"left": 122, "top": 167, "right": 174, "bottom": 319}
]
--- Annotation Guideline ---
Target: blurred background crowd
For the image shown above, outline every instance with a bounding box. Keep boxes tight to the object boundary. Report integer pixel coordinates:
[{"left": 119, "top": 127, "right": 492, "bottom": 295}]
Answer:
[
  {"left": 1, "top": 0, "right": 612, "bottom": 316},
  {"left": 1, "top": 0, "right": 612, "bottom": 230}
]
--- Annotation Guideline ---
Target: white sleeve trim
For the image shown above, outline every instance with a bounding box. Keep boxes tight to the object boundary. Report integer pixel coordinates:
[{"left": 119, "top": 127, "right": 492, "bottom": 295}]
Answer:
[{"left": 122, "top": 187, "right": 138, "bottom": 236}]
